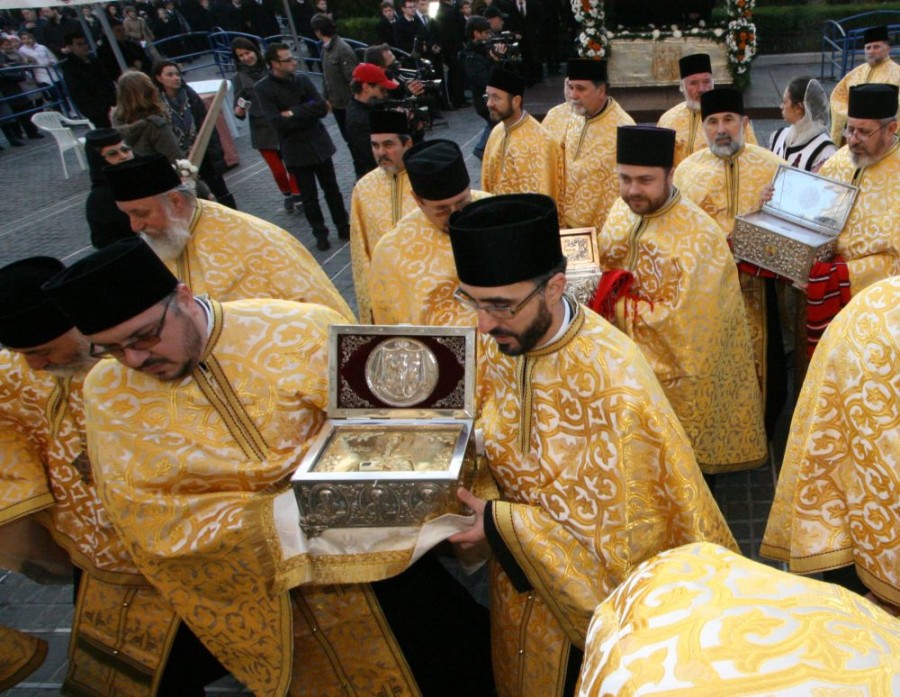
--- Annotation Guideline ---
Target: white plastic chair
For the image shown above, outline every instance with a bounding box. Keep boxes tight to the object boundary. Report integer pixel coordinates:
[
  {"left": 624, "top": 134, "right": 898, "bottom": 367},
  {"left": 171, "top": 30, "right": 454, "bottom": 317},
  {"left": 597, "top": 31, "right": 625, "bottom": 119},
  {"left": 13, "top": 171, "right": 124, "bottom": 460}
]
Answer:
[{"left": 30, "top": 112, "right": 95, "bottom": 179}]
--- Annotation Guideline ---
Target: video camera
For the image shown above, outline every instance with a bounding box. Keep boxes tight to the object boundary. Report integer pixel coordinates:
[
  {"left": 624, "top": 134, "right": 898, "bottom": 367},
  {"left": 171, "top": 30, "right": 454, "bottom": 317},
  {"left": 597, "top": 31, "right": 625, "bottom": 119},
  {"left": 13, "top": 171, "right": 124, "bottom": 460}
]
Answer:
[
  {"left": 473, "top": 32, "right": 522, "bottom": 66},
  {"left": 381, "top": 98, "right": 432, "bottom": 133}
]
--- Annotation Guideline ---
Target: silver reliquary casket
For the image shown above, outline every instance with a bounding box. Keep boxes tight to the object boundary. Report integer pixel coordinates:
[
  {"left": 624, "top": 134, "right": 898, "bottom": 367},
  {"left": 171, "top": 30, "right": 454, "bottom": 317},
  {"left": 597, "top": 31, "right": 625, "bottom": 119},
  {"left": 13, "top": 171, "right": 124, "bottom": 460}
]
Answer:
[
  {"left": 291, "top": 325, "right": 478, "bottom": 537},
  {"left": 561, "top": 227, "right": 603, "bottom": 304},
  {"left": 732, "top": 165, "right": 858, "bottom": 284}
]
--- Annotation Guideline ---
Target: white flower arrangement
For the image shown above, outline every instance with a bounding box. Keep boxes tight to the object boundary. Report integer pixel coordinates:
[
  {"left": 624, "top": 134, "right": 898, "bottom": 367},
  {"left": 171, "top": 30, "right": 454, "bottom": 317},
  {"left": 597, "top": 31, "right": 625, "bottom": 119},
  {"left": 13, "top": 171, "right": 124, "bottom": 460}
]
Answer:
[
  {"left": 174, "top": 159, "right": 199, "bottom": 181},
  {"left": 570, "top": 0, "right": 757, "bottom": 86}
]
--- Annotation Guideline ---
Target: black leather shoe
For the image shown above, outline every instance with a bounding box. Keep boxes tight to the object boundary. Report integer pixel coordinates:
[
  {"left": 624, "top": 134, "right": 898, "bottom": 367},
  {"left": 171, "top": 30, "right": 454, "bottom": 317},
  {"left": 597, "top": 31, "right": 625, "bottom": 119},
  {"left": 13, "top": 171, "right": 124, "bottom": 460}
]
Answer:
[
  {"left": 283, "top": 194, "right": 294, "bottom": 212},
  {"left": 8, "top": 138, "right": 25, "bottom": 147},
  {"left": 338, "top": 227, "right": 350, "bottom": 240},
  {"left": 315, "top": 235, "right": 331, "bottom": 251}
]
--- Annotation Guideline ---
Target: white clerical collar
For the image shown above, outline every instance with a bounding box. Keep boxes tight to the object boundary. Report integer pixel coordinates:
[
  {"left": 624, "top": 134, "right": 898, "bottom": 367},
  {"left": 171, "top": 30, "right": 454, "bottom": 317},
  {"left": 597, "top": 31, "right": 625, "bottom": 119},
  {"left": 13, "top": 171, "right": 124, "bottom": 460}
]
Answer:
[
  {"left": 534, "top": 296, "right": 572, "bottom": 349},
  {"left": 504, "top": 110, "right": 527, "bottom": 131},
  {"left": 195, "top": 295, "right": 213, "bottom": 336}
]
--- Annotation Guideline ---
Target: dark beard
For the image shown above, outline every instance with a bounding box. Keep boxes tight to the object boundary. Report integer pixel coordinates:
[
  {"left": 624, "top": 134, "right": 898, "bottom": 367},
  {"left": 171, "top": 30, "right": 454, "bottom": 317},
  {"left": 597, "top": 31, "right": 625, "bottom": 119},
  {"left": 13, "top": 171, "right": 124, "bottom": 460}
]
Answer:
[{"left": 491, "top": 298, "right": 553, "bottom": 356}]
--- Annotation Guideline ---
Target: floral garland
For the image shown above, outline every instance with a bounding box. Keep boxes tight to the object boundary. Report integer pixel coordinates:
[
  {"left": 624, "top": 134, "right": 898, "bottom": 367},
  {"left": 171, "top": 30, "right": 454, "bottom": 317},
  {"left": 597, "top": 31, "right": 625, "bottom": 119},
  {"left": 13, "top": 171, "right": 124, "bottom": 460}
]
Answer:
[
  {"left": 571, "top": 0, "right": 758, "bottom": 87},
  {"left": 572, "top": 0, "right": 608, "bottom": 59}
]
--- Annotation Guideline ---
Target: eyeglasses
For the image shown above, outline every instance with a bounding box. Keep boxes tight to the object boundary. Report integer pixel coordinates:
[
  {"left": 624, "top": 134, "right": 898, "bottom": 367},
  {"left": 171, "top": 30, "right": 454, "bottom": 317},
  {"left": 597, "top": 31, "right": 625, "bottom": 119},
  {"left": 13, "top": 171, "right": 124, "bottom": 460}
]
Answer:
[
  {"left": 453, "top": 280, "right": 547, "bottom": 318},
  {"left": 89, "top": 295, "right": 174, "bottom": 358},
  {"left": 842, "top": 124, "right": 888, "bottom": 141},
  {"left": 101, "top": 144, "right": 133, "bottom": 159}
]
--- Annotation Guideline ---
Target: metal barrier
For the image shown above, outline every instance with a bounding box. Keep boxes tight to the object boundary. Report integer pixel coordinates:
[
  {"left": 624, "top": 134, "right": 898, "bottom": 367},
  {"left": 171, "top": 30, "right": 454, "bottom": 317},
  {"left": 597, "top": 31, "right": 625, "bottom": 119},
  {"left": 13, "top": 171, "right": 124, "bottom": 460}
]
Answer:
[
  {"left": 0, "top": 64, "right": 79, "bottom": 140},
  {"left": 821, "top": 10, "right": 900, "bottom": 80}
]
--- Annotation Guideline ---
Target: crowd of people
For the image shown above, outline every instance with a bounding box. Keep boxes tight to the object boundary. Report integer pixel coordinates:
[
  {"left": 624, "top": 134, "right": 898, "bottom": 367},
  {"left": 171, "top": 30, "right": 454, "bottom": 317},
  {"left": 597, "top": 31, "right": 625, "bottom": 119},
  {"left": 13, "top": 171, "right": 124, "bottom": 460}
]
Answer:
[{"left": 1, "top": 6, "right": 899, "bottom": 696}]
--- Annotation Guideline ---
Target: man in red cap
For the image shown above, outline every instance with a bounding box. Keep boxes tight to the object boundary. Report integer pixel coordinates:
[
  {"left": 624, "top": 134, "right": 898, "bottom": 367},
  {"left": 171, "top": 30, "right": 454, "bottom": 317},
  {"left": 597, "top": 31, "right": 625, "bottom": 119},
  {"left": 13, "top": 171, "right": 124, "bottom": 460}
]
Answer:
[
  {"left": 829, "top": 25, "right": 900, "bottom": 144},
  {"left": 345, "top": 62, "right": 400, "bottom": 179}
]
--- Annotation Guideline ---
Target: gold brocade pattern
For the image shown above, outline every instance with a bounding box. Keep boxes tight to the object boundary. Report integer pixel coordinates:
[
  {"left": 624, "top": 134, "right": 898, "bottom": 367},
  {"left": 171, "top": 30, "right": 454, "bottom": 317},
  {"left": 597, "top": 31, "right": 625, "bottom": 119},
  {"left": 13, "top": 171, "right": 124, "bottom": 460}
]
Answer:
[
  {"left": 563, "top": 98, "right": 635, "bottom": 231},
  {"left": 368, "top": 191, "right": 491, "bottom": 326},
  {"left": 540, "top": 103, "right": 575, "bottom": 147},
  {"left": 0, "top": 350, "right": 141, "bottom": 582},
  {"left": 349, "top": 168, "right": 415, "bottom": 323},
  {"left": 0, "top": 625, "right": 47, "bottom": 691},
  {"left": 491, "top": 566, "right": 570, "bottom": 697},
  {"left": 828, "top": 59, "right": 900, "bottom": 144},
  {"left": 65, "top": 575, "right": 180, "bottom": 697},
  {"left": 174, "top": 200, "right": 355, "bottom": 321},
  {"left": 761, "top": 277, "right": 900, "bottom": 606},
  {"left": 577, "top": 543, "right": 900, "bottom": 696},
  {"left": 674, "top": 144, "right": 785, "bottom": 387},
  {"left": 597, "top": 193, "right": 766, "bottom": 471},
  {"left": 84, "top": 300, "right": 343, "bottom": 695},
  {"left": 290, "top": 585, "right": 420, "bottom": 696},
  {"left": 482, "top": 113, "right": 565, "bottom": 221},
  {"left": 657, "top": 102, "right": 758, "bottom": 166},
  {"left": 818, "top": 142, "right": 900, "bottom": 295},
  {"left": 479, "top": 305, "right": 736, "bottom": 693}
]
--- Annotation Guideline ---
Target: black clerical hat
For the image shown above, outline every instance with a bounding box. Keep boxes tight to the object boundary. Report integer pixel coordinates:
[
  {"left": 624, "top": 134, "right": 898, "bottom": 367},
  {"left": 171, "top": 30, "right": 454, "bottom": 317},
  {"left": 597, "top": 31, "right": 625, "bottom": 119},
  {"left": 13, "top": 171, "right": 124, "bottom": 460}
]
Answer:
[
  {"left": 404, "top": 140, "right": 470, "bottom": 200},
  {"left": 43, "top": 238, "right": 178, "bottom": 336},
  {"left": 369, "top": 109, "right": 410, "bottom": 135},
  {"left": 106, "top": 154, "right": 181, "bottom": 202},
  {"left": 84, "top": 128, "right": 124, "bottom": 151},
  {"left": 566, "top": 59, "right": 607, "bottom": 82},
  {"left": 679, "top": 53, "right": 712, "bottom": 79},
  {"left": 848, "top": 83, "right": 899, "bottom": 119},
  {"left": 0, "top": 257, "right": 72, "bottom": 349},
  {"left": 449, "top": 194, "right": 562, "bottom": 287},
  {"left": 863, "top": 26, "right": 889, "bottom": 45},
  {"left": 700, "top": 88, "right": 744, "bottom": 119},
  {"left": 617, "top": 126, "right": 676, "bottom": 167},
  {"left": 488, "top": 66, "right": 524, "bottom": 96}
]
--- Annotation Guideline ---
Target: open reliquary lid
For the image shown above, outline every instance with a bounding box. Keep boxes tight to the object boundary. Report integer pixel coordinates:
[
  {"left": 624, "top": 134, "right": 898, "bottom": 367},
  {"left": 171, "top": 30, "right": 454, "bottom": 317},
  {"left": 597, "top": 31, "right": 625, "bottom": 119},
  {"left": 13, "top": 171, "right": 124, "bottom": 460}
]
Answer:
[
  {"left": 761, "top": 164, "right": 859, "bottom": 238},
  {"left": 327, "top": 325, "right": 476, "bottom": 420}
]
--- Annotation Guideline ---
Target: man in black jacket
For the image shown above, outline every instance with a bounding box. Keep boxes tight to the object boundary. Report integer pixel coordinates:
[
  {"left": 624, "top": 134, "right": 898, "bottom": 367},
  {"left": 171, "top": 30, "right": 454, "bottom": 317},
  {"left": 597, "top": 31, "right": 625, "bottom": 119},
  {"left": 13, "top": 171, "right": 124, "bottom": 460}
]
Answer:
[
  {"left": 84, "top": 129, "right": 136, "bottom": 249},
  {"left": 255, "top": 42, "right": 350, "bottom": 250},
  {"left": 345, "top": 63, "right": 400, "bottom": 179},
  {"left": 60, "top": 32, "right": 117, "bottom": 127}
]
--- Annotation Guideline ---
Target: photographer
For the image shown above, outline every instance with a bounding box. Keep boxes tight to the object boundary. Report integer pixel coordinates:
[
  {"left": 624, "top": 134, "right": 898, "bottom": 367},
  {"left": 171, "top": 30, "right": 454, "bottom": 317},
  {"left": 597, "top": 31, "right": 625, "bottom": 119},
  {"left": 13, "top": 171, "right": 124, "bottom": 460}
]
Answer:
[
  {"left": 345, "top": 63, "right": 399, "bottom": 179},
  {"left": 462, "top": 15, "right": 506, "bottom": 158}
]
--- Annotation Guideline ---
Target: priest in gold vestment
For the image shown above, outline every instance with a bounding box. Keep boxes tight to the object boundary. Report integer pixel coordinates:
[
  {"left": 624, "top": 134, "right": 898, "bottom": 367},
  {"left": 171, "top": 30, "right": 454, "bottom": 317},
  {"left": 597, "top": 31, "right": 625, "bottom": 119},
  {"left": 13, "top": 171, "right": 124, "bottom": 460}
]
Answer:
[
  {"left": 594, "top": 126, "right": 766, "bottom": 473},
  {"left": 349, "top": 110, "right": 415, "bottom": 322},
  {"left": 44, "top": 238, "right": 494, "bottom": 697},
  {"left": 657, "top": 53, "right": 757, "bottom": 166},
  {"left": 818, "top": 83, "right": 900, "bottom": 296},
  {"left": 447, "top": 194, "right": 736, "bottom": 697},
  {"left": 674, "top": 88, "right": 787, "bottom": 434},
  {"left": 541, "top": 94, "right": 574, "bottom": 147},
  {"left": 369, "top": 139, "right": 489, "bottom": 326},
  {"left": 761, "top": 275, "right": 900, "bottom": 615},
  {"left": 107, "top": 154, "right": 354, "bottom": 321},
  {"left": 481, "top": 67, "right": 564, "bottom": 218},
  {"left": 828, "top": 25, "right": 900, "bottom": 144},
  {"left": 0, "top": 257, "right": 229, "bottom": 696},
  {"left": 562, "top": 59, "right": 635, "bottom": 232},
  {"left": 577, "top": 543, "right": 900, "bottom": 696}
]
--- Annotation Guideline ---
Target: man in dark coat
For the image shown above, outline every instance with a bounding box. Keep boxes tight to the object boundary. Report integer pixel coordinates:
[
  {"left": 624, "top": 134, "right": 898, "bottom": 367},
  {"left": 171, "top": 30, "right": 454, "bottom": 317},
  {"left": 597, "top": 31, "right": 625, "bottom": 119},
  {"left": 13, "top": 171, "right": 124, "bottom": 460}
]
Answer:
[
  {"left": 255, "top": 42, "right": 350, "bottom": 250},
  {"left": 242, "top": 0, "right": 281, "bottom": 37},
  {"left": 97, "top": 20, "right": 154, "bottom": 79},
  {"left": 433, "top": 0, "right": 467, "bottom": 107},
  {"left": 345, "top": 63, "right": 400, "bottom": 179},
  {"left": 60, "top": 33, "right": 117, "bottom": 127},
  {"left": 83, "top": 129, "right": 136, "bottom": 249}
]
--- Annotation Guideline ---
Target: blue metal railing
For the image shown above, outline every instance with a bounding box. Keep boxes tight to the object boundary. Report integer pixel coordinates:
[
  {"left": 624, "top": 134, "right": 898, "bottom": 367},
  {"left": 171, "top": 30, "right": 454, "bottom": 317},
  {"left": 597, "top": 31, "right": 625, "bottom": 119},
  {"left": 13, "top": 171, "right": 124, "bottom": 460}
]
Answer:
[{"left": 821, "top": 10, "right": 900, "bottom": 80}]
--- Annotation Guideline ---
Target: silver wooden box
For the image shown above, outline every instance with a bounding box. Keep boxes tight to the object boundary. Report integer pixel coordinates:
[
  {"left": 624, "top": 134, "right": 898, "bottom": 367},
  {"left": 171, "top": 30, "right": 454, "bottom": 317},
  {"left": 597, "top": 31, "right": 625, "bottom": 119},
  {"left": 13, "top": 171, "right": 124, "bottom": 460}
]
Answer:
[
  {"left": 292, "top": 325, "right": 477, "bottom": 537},
  {"left": 561, "top": 227, "right": 603, "bottom": 304},
  {"left": 732, "top": 165, "right": 858, "bottom": 284}
]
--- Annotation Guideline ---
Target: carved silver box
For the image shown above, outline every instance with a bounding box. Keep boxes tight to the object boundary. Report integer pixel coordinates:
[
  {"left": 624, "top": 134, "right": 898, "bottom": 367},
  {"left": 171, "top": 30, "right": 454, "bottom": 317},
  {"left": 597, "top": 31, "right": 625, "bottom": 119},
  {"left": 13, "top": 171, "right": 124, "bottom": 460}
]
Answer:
[
  {"left": 561, "top": 227, "right": 603, "bottom": 304},
  {"left": 291, "top": 325, "right": 477, "bottom": 536},
  {"left": 732, "top": 165, "right": 858, "bottom": 284}
]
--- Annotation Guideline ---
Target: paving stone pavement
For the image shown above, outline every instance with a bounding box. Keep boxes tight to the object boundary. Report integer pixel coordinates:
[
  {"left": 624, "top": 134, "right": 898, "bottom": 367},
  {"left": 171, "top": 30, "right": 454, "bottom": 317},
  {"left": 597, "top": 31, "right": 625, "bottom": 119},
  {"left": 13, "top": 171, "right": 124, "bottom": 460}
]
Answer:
[{"left": 0, "top": 62, "right": 794, "bottom": 694}]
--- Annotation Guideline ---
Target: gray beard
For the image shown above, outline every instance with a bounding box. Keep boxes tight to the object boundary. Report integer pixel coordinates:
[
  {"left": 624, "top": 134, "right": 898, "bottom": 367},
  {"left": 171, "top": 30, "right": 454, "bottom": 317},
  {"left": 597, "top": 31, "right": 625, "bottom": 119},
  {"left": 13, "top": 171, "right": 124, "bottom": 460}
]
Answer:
[
  {"left": 140, "top": 222, "right": 191, "bottom": 262},
  {"left": 710, "top": 139, "right": 742, "bottom": 157}
]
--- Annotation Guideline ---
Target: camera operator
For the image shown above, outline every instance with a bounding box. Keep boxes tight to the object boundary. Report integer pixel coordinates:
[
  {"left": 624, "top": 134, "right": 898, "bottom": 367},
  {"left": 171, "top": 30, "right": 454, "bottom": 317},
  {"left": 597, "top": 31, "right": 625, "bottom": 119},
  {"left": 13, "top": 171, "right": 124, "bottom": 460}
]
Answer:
[
  {"left": 462, "top": 15, "right": 507, "bottom": 158},
  {"left": 363, "top": 44, "right": 433, "bottom": 142},
  {"left": 346, "top": 63, "right": 400, "bottom": 179}
]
